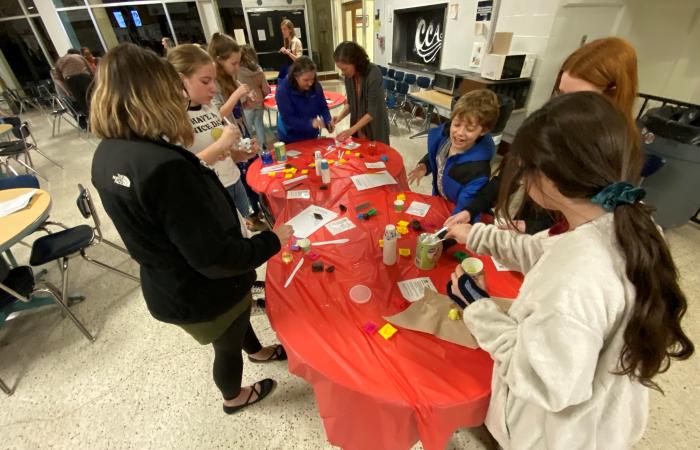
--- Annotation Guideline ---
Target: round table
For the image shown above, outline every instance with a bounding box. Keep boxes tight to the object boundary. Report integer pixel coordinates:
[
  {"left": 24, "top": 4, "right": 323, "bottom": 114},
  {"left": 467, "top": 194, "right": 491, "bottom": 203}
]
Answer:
[
  {"left": 263, "top": 85, "right": 346, "bottom": 111},
  {"left": 247, "top": 138, "right": 409, "bottom": 218},
  {"left": 247, "top": 148, "right": 523, "bottom": 450},
  {"left": 0, "top": 188, "right": 51, "bottom": 252}
]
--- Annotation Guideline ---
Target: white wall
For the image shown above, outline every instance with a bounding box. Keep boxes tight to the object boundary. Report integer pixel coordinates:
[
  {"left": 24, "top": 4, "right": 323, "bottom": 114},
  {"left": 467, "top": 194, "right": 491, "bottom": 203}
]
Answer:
[
  {"left": 373, "top": 0, "right": 478, "bottom": 72},
  {"left": 198, "top": 1, "right": 224, "bottom": 43},
  {"left": 35, "top": 0, "right": 72, "bottom": 57}
]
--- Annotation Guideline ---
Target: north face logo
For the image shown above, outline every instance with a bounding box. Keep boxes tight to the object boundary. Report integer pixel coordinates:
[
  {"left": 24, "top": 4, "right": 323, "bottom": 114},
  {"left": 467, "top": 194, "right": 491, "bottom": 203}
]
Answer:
[{"left": 112, "top": 173, "right": 131, "bottom": 188}]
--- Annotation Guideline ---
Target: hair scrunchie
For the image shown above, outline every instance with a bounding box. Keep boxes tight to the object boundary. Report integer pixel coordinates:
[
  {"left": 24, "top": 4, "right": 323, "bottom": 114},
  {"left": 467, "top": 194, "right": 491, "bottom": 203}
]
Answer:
[{"left": 591, "top": 182, "right": 646, "bottom": 212}]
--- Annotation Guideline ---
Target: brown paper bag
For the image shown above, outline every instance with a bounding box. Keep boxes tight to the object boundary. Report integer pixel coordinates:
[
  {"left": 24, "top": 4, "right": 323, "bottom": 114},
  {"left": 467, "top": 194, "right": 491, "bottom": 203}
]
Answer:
[{"left": 384, "top": 289, "right": 513, "bottom": 349}]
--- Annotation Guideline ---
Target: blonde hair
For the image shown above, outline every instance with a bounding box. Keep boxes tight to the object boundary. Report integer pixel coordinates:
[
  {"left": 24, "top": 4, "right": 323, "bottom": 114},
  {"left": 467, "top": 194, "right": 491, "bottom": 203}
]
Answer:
[
  {"left": 207, "top": 32, "right": 240, "bottom": 98},
  {"left": 90, "top": 43, "right": 193, "bottom": 147},
  {"left": 281, "top": 19, "right": 295, "bottom": 49},
  {"left": 167, "top": 44, "right": 213, "bottom": 77},
  {"left": 451, "top": 89, "right": 500, "bottom": 131}
]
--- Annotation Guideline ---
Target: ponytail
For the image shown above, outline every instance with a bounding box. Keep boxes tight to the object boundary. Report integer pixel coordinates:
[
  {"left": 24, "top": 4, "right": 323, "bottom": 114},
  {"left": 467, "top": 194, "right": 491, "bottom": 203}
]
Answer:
[{"left": 613, "top": 202, "right": 694, "bottom": 390}]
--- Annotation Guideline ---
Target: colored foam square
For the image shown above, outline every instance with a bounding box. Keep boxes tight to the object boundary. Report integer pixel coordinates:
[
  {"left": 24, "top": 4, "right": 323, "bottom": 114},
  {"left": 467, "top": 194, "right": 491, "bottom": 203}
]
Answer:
[
  {"left": 309, "top": 252, "right": 320, "bottom": 261},
  {"left": 284, "top": 173, "right": 293, "bottom": 179},
  {"left": 311, "top": 261, "right": 324, "bottom": 272},
  {"left": 290, "top": 168, "right": 298, "bottom": 174},
  {"left": 328, "top": 159, "right": 335, "bottom": 164},
  {"left": 380, "top": 155, "right": 388, "bottom": 162},
  {"left": 378, "top": 323, "right": 397, "bottom": 340},
  {"left": 363, "top": 322, "right": 379, "bottom": 334},
  {"left": 397, "top": 220, "right": 410, "bottom": 228},
  {"left": 399, "top": 248, "right": 411, "bottom": 257},
  {"left": 378, "top": 239, "right": 384, "bottom": 248},
  {"left": 448, "top": 308, "right": 461, "bottom": 321},
  {"left": 290, "top": 245, "right": 300, "bottom": 252},
  {"left": 301, "top": 169, "right": 309, "bottom": 175},
  {"left": 354, "top": 152, "right": 361, "bottom": 157},
  {"left": 396, "top": 227, "right": 409, "bottom": 235},
  {"left": 339, "top": 158, "right": 347, "bottom": 164},
  {"left": 396, "top": 193, "right": 406, "bottom": 201},
  {"left": 453, "top": 251, "right": 468, "bottom": 262},
  {"left": 267, "top": 172, "right": 276, "bottom": 177},
  {"left": 309, "top": 163, "right": 316, "bottom": 167}
]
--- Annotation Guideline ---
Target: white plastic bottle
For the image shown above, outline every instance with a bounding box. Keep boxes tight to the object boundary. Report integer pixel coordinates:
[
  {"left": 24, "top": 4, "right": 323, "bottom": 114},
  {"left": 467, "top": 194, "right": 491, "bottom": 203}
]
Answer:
[
  {"left": 321, "top": 159, "right": 331, "bottom": 184},
  {"left": 383, "top": 224, "right": 398, "bottom": 266},
  {"left": 314, "top": 150, "right": 322, "bottom": 176}
]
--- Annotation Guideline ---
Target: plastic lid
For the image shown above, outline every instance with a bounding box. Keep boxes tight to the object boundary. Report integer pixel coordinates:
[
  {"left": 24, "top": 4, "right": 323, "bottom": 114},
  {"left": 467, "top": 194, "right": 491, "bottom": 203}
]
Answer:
[
  {"left": 349, "top": 284, "right": 372, "bottom": 304},
  {"left": 321, "top": 159, "right": 329, "bottom": 169},
  {"left": 461, "top": 257, "right": 484, "bottom": 275}
]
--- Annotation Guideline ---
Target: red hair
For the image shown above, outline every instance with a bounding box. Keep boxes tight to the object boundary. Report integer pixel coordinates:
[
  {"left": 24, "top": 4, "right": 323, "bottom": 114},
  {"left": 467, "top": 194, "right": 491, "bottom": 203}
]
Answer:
[{"left": 556, "top": 37, "right": 638, "bottom": 125}]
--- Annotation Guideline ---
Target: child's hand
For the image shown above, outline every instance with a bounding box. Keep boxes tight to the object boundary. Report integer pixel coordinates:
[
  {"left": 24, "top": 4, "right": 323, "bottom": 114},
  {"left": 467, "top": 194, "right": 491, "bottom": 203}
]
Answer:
[
  {"left": 444, "top": 210, "right": 471, "bottom": 227},
  {"left": 273, "top": 224, "right": 294, "bottom": 246},
  {"left": 445, "top": 223, "right": 473, "bottom": 245},
  {"left": 217, "top": 125, "right": 241, "bottom": 157},
  {"left": 234, "top": 83, "right": 251, "bottom": 98},
  {"left": 407, "top": 163, "right": 427, "bottom": 185},
  {"left": 312, "top": 117, "right": 324, "bottom": 129},
  {"left": 326, "top": 122, "right": 335, "bottom": 133},
  {"left": 331, "top": 115, "right": 340, "bottom": 127},
  {"left": 279, "top": 47, "right": 288, "bottom": 55},
  {"left": 230, "top": 149, "right": 257, "bottom": 163}
]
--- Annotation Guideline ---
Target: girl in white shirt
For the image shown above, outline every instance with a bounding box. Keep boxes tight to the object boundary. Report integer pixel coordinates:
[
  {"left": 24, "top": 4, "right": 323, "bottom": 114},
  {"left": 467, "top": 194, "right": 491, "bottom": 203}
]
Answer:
[
  {"left": 167, "top": 44, "right": 259, "bottom": 227},
  {"left": 445, "top": 92, "right": 694, "bottom": 450}
]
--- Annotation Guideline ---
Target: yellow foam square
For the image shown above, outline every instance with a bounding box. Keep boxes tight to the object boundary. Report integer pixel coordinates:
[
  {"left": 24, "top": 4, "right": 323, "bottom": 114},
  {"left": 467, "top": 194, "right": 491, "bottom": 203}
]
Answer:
[
  {"left": 399, "top": 248, "right": 411, "bottom": 257},
  {"left": 378, "top": 239, "right": 384, "bottom": 248},
  {"left": 290, "top": 167, "right": 298, "bottom": 174},
  {"left": 328, "top": 159, "right": 335, "bottom": 164},
  {"left": 267, "top": 172, "right": 276, "bottom": 177},
  {"left": 397, "top": 227, "right": 409, "bottom": 235},
  {"left": 397, "top": 220, "right": 410, "bottom": 227},
  {"left": 396, "top": 194, "right": 406, "bottom": 201},
  {"left": 354, "top": 152, "right": 361, "bottom": 157},
  {"left": 309, "top": 163, "right": 316, "bottom": 167},
  {"left": 378, "top": 323, "right": 397, "bottom": 340},
  {"left": 339, "top": 159, "right": 347, "bottom": 164},
  {"left": 284, "top": 173, "right": 293, "bottom": 179},
  {"left": 301, "top": 169, "right": 309, "bottom": 175}
]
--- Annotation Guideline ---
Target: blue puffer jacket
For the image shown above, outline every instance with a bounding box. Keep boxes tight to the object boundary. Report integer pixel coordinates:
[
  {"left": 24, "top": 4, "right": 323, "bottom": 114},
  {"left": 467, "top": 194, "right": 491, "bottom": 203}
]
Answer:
[
  {"left": 275, "top": 77, "right": 332, "bottom": 143},
  {"left": 420, "top": 122, "right": 495, "bottom": 215}
]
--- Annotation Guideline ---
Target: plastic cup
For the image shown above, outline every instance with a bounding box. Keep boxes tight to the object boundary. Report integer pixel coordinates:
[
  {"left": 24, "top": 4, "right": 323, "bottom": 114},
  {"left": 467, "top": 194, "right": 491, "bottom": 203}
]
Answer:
[
  {"left": 461, "top": 257, "right": 484, "bottom": 276},
  {"left": 393, "top": 199, "right": 404, "bottom": 211},
  {"left": 349, "top": 285, "right": 372, "bottom": 304},
  {"left": 297, "top": 238, "right": 311, "bottom": 253}
]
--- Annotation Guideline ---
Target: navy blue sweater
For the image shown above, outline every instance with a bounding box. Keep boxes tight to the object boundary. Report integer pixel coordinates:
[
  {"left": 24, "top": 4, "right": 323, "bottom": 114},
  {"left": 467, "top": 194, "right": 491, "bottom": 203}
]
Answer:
[
  {"left": 419, "top": 122, "right": 495, "bottom": 215},
  {"left": 275, "top": 77, "right": 332, "bottom": 143}
]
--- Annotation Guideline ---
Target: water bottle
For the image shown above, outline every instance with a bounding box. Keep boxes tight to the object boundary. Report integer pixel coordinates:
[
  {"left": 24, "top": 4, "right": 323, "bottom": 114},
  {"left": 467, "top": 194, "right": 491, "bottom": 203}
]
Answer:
[{"left": 383, "top": 225, "right": 397, "bottom": 266}]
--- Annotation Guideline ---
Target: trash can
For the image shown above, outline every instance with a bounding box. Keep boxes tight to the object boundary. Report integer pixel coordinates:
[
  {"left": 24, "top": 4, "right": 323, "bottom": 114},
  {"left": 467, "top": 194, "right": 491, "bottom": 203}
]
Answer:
[{"left": 640, "top": 105, "right": 700, "bottom": 228}]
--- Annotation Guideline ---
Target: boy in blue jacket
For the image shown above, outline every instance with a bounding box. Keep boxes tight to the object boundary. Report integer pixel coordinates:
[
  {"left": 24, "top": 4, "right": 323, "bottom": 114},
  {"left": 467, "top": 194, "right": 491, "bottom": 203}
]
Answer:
[{"left": 408, "top": 89, "right": 500, "bottom": 216}]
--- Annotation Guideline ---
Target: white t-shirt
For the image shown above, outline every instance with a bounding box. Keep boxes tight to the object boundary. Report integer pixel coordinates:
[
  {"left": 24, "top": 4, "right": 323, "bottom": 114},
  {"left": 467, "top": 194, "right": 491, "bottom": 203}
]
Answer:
[{"left": 186, "top": 103, "right": 240, "bottom": 186}]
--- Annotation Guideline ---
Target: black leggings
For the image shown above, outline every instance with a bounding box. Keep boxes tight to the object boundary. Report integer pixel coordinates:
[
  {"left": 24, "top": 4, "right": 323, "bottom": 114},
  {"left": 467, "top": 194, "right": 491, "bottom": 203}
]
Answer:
[{"left": 211, "top": 306, "right": 263, "bottom": 400}]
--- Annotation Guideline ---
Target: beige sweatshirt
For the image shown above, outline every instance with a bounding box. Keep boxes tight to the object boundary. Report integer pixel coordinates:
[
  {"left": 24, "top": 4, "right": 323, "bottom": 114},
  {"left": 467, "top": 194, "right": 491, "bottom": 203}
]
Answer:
[{"left": 463, "top": 214, "right": 648, "bottom": 449}]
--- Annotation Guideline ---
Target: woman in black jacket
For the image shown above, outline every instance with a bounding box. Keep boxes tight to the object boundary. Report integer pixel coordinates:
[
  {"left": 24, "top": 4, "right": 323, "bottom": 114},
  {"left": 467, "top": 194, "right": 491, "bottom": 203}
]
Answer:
[{"left": 89, "top": 43, "right": 293, "bottom": 414}]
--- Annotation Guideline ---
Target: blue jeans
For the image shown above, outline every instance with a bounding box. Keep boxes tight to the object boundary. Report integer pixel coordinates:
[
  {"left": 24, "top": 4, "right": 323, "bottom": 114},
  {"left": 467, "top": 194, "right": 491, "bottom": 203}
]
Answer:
[
  {"left": 226, "top": 180, "right": 253, "bottom": 219},
  {"left": 243, "top": 108, "right": 266, "bottom": 147}
]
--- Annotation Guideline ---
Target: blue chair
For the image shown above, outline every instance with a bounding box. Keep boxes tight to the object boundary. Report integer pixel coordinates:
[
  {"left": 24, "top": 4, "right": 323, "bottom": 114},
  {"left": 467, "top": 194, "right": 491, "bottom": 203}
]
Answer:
[
  {"left": 29, "top": 184, "right": 139, "bottom": 308},
  {"left": 393, "top": 71, "right": 405, "bottom": 83},
  {"left": 0, "top": 174, "right": 39, "bottom": 190},
  {"left": 404, "top": 73, "right": 417, "bottom": 87},
  {"left": 0, "top": 256, "right": 94, "bottom": 394},
  {"left": 641, "top": 153, "right": 665, "bottom": 181},
  {"left": 387, "top": 68, "right": 396, "bottom": 79},
  {"left": 378, "top": 65, "right": 388, "bottom": 77},
  {"left": 390, "top": 82, "right": 412, "bottom": 131},
  {"left": 409, "top": 76, "right": 433, "bottom": 122}
]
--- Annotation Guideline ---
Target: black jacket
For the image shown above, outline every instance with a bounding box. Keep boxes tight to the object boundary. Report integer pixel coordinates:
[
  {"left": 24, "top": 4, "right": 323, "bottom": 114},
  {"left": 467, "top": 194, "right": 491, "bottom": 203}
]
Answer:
[{"left": 91, "top": 138, "right": 280, "bottom": 324}]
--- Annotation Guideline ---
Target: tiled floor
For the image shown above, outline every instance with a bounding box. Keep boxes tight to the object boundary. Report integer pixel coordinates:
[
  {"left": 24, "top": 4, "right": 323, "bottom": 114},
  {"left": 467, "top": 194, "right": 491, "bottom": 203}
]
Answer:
[{"left": 0, "top": 82, "right": 698, "bottom": 449}]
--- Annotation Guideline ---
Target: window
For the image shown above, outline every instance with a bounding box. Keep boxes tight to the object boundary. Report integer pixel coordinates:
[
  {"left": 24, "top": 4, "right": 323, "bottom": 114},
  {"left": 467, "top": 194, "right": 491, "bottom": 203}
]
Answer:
[
  {"left": 31, "top": 18, "right": 59, "bottom": 62},
  {"left": 58, "top": 9, "right": 103, "bottom": 53},
  {"left": 166, "top": 2, "right": 206, "bottom": 45},
  {"left": 94, "top": 4, "right": 170, "bottom": 54},
  {"left": 0, "top": 18, "right": 52, "bottom": 85},
  {"left": 219, "top": 0, "right": 249, "bottom": 44},
  {"left": 0, "top": 0, "right": 24, "bottom": 17},
  {"left": 53, "top": 0, "right": 86, "bottom": 7}
]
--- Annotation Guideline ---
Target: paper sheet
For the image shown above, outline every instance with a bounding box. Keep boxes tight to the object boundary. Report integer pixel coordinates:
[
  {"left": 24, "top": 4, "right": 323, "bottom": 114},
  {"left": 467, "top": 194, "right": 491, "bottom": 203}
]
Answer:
[
  {"left": 341, "top": 141, "right": 361, "bottom": 150},
  {"left": 325, "top": 217, "right": 356, "bottom": 236},
  {"left": 260, "top": 163, "right": 286, "bottom": 174},
  {"left": 364, "top": 161, "right": 386, "bottom": 169},
  {"left": 397, "top": 277, "right": 437, "bottom": 302},
  {"left": 405, "top": 201, "right": 431, "bottom": 217},
  {"left": 233, "top": 29, "right": 247, "bottom": 45},
  {"left": 350, "top": 171, "right": 397, "bottom": 191},
  {"left": 0, "top": 189, "right": 37, "bottom": 218},
  {"left": 287, "top": 189, "right": 310, "bottom": 199},
  {"left": 257, "top": 30, "right": 266, "bottom": 41},
  {"left": 285, "top": 205, "right": 338, "bottom": 238},
  {"left": 286, "top": 150, "right": 301, "bottom": 157}
]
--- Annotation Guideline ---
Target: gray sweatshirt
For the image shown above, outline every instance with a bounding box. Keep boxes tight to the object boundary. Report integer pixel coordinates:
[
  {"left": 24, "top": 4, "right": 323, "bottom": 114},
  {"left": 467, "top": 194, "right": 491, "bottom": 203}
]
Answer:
[{"left": 464, "top": 214, "right": 648, "bottom": 449}]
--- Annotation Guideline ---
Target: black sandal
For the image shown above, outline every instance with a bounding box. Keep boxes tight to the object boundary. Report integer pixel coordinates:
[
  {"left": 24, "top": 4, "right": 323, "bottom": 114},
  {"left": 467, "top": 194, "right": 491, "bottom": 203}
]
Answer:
[
  {"left": 247, "top": 344, "right": 287, "bottom": 363},
  {"left": 223, "top": 378, "right": 277, "bottom": 415}
]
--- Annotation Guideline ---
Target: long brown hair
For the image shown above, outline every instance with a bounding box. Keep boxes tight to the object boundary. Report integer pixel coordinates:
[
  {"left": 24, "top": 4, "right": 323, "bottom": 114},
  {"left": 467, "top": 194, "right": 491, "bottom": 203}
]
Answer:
[
  {"left": 90, "top": 43, "right": 193, "bottom": 147},
  {"left": 556, "top": 37, "right": 638, "bottom": 127},
  {"left": 498, "top": 92, "right": 693, "bottom": 391},
  {"left": 207, "top": 32, "right": 240, "bottom": 98},
  {"left": 281, "top": 19, "right": 295, "bottom": 49},
  {"left": 333, "top": 41, "right": 370, "bottom": 76},
  {"left": 239, "top": 45, "right": 259, "bottom": 72},
  {"left": 288, "top": 56, "right": 317, "bottom": 90},
  {"left": 167, "top": 44, "right": 213, "bottom": 77}
]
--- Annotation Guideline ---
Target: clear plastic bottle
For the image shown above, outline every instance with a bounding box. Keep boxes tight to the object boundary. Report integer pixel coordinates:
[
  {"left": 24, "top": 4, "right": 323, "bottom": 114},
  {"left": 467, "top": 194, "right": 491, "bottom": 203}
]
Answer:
[
  {"left": 314, "top": 150, "right": 322, "bottom": 176},
  {"left": 321, "top": 159, "right": 331, "bottom": 184},
  {"left": 383, "top": 224, "right": 398, "bottom": 266}
]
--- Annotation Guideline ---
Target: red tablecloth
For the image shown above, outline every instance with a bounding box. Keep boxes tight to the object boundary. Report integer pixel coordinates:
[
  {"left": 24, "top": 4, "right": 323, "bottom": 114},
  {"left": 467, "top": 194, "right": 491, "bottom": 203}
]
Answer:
[
  {"left": 247, "top": 138, "right": 409, "bottom": 218},
  {"left": 247, "top": 139, "right": 523, "bottom": 450},
  {"left": 263, "top": 85, "right": 346, "bottom": 110}
]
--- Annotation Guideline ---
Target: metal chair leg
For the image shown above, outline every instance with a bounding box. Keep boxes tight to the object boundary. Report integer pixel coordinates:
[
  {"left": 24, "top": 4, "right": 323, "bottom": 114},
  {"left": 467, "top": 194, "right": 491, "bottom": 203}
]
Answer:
[
  {"left": 82, "top": 254, "right": 140, "bottom": 282},
  {"left": 0, "top": 376, "right": 14, "bottom": 395},
  {"left": 100, "top": 238, "right": 130, "bottom": 255},
  {"left": 31, "top": 147, "right": 63, "bottom": 169},
  {"left": 38, "top": 283, "right": 95, "bottom": 342},
  {"left": 13, "top": 157, "right": 47, "bottom": 181}
]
